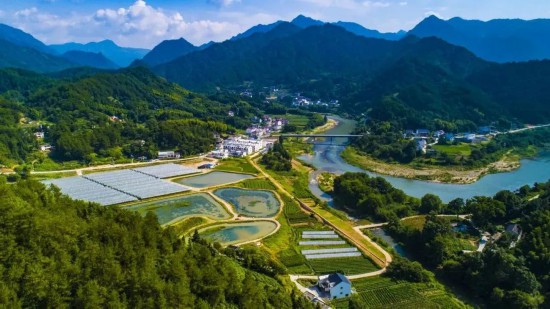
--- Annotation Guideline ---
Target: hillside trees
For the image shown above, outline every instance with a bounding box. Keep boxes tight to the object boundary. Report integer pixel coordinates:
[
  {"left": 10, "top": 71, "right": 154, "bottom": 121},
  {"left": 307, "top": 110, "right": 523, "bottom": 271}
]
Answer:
[{"left": 0, "top": 179, "right": 313, "bottom": 308}]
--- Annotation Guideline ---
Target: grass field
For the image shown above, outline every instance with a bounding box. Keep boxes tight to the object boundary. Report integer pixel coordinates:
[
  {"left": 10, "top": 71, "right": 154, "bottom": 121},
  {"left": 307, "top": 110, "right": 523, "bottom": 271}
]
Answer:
[
  {"left": 308, "top": 256, "right": 379, "bottom": 275},
  {"left": 271, "top": 113, "right": 310, "bottom": 129},
  {"left": 332, "top": 276, "right": 468, "bottom": 309},
  {"left": 265, "top": 160, "right": 316, "bottom": 199},
  {"left": 238, "top": 178, "right": 276, "bottom": 190},
  {"left": 401, "top": 216, "right": 427, "bottom": 231},
  {"left": 170, "top": 217, "right": 207, "bottom": 236},
  {"left": 214, "top": 158, "right": 258, "bottom": 174},
  {"left": 432, "top": 143, "right": 472, "bottom": 157}
]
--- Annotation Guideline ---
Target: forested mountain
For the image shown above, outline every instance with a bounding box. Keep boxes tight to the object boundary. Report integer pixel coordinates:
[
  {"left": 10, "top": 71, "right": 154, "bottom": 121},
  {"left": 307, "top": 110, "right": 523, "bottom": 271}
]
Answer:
[
  {"left": 0, "top": 66, "right": 261, "bottom": 165},
  {"left": 410, "top": 15, "right": 550, "bottom": 62},
  {"left": 153, "top": 24, "right": 396, "bottom": 89},
  {"left": 140, "top": 38, "right": 198, "bottom": 67},
  {"left": 0, "top": 38, "right": 77, "bottom": 73},
  {"left": 0, "top": 23, "right": 53, "bottom": 54},
  {"left": 151, "top": 22, "right": 550, "bottom": 124},
  {"left": 50, "top": 40, "right": 149, "bottom": 67},
  {"left": 60, "top": 51, "right": 119, "bottom": 70}
]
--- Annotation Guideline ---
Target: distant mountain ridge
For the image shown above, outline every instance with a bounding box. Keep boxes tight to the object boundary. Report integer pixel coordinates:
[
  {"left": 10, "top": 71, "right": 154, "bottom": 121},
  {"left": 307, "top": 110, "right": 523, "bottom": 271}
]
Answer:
[
  {"left": 140, "top": 38, "right": 198, "bottom": 67},
  {"left": 410, "top": 15, "right": 550, "bottom": 62},
  {"left": 49, "top": 40, "right": 149, "bottom": 67},
  {"left": 229, "top": 14, "right": 405, "bottom": 42},
  {"left": 0, "top": 38, "right": 76, "bottom": 73},
  {"left": 60, "top": 51, "right": 118, "bottom": 70},
  {"left": 0, "top": 23, "right": 53, "bottom": 54}
]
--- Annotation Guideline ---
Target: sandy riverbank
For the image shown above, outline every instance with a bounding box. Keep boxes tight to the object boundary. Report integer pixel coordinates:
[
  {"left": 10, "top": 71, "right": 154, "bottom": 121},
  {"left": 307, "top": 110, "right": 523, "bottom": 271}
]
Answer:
[{"left": 341, "top": 147, "right": 522, "bottom": 184}]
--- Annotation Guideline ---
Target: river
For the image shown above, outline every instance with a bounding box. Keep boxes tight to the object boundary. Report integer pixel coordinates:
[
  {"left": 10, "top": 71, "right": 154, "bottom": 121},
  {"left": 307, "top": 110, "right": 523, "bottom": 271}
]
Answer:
[{"left": 299, "top": 116, "right": 550, "bottom": 203}]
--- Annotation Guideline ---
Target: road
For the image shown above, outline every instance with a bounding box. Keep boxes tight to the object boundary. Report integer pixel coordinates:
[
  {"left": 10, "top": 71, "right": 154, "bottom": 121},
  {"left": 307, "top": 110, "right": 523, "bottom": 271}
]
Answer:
[
  {"left": 354, "top": 214, "right": 470, "bottom": 230},
  {"left": 30, "top": 155, "right": 212, "bottom": 175},
  {"left": 246, "top": 155, "right": 393, "bottom": 288}
]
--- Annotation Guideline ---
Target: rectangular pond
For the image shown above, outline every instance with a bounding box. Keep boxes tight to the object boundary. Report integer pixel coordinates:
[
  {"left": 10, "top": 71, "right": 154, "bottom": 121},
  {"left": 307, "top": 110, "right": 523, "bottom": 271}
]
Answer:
[
  {"left": 199, "top": 221, "right": 278, "bottom": 246},
  {"left": 214, "top": 188, "right": 280, "bottom": 218},
  {"left": 124, "top": 193, "right": 231, "bottom": 225},
  {"left": 174, "top": 171, "right": 253, "bottom": 188}
]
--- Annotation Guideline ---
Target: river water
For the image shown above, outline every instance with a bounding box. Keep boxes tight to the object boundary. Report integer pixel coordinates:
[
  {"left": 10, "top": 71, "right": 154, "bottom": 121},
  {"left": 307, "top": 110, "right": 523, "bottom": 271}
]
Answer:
[{"left": 299, "top": 116, "right": 550, "bottom": 203}]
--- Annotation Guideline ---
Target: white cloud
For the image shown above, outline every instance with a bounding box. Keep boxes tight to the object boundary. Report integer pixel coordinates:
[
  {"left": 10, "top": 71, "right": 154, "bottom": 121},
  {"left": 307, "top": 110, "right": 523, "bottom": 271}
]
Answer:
[
  {"left": 8, "top": 1, "right": 243, "bottom": 48},
  {"left": 298, "top": 0, "right": 362, "bottom": 10},
  {"left": 424, "top": 10, "right": 443, "bottom": 18},
  {"left": 363, "top": 1, "right": 390, "bottom": 8},
  {"left": 209, "top": 0, "right": 242, "bottom": 7},
  {"left": 399, "top": 2, "right": 408, "bottom": 6}
]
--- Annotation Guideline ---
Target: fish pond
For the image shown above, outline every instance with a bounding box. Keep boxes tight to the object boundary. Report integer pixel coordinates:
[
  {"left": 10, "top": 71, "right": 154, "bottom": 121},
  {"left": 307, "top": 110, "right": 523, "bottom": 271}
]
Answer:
[
  {"left": 124, "top": 193, "right": 231, "bottom": 225},
  {"left": 174, "top": 171, "right": 253, "bottom": 188},
  {"left": 214, "top": 188, "right": 280, "bottom": 217},
  {"left": 200, "top": 221, "right": 278, "bottom": 246}
]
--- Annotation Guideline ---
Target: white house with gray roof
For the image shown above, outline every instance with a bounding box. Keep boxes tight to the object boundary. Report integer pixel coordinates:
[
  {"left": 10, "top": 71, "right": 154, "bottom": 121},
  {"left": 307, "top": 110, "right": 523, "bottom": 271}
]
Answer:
[{"left": 317, "top": 273, "right": 351, "bottom": 300}]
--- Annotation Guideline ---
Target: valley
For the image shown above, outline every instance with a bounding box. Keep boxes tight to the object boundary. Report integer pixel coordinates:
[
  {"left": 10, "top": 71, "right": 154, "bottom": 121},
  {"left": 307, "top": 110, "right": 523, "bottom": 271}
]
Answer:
[{"left": 0, "top": 5, "right": 549, "bottom": 308}]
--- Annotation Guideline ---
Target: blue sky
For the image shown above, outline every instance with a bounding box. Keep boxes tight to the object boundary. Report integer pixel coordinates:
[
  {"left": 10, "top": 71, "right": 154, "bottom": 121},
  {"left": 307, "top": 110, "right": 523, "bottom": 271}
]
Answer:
[{"left": 1, "top": 0, "right": 550, "bottom": 48}]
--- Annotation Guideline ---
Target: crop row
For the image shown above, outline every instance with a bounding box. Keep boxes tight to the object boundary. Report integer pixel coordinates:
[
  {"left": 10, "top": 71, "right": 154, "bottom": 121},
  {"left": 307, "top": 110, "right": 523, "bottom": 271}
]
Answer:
[{"left": 308, "top": 256, "right": 378, "bottom": 275}]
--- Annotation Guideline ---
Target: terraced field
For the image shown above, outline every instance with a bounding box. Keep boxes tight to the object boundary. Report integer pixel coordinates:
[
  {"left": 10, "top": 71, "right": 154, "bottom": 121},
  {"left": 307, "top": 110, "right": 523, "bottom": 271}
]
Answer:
[
  {"left": 239, "top": 178, "right": 277, "bottom": 190},
  {"left": 308, "top": 256, "right": 379, "bottom": 275},
  {"left": 332, "top": 277, "right": 467, "bottom": 309}
]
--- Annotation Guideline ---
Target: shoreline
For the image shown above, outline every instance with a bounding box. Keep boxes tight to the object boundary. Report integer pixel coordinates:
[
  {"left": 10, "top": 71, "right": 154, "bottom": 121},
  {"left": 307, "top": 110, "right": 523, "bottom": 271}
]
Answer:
[{"left": 341, "top": 147, "right": 522, "bottom": 184}]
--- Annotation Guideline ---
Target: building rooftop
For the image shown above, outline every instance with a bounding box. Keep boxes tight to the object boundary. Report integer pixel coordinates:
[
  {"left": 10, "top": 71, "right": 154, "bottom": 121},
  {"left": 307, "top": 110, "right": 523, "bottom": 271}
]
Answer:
[{"left": 318, "top": 273, "right": 350, "bottom": 289}]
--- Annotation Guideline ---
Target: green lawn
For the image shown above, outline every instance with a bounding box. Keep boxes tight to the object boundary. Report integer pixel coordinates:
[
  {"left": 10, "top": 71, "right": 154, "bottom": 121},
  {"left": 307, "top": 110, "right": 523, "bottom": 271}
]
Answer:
[
  {"left": 214, "top": 158, "right": 258, "bottom": 174},
  {"left": 170, "top": 217, "right": 207, "bottom": 236},
  {"left": 238, "top": 178, "right": 276, "bottom": 190},
  {"left": 401, "top": 216, "right": 427, "bottom": 231},
  {"left": 332, "top": 276, "right": 469, "bottom": 309},
  {"left": 271, "top": 114, "right": 310, "bottom": 129},
  {"left": 432, "top": 143, "right": 472, "bottom": 156}
]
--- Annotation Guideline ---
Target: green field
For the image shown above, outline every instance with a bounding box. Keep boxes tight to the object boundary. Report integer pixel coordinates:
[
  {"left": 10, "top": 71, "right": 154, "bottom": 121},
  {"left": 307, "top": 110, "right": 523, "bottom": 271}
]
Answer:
[
  {"left": 239, "top": 178, "right": 277, "bottom": 190},
  {"left": 214, "top": 158, "right": 258, "bottom": 174},
  {"left": 432, "top": 143, "right": 472, "bottom": 156},
  {"left": 332, "top": 277, "right": 468, "bottom": 309},
  {"left": 401, "top": 216, "right": 427, "bottom": 231},
  {"left": 170, "top": 217, "right": 207, "bottom": 236},
  {"left": 283, "top": 195, "right": 317, "bottom": 225},
  {"left": 308, "top": 256, "right": 379, "bottom": 275},
  {"left": 271, "top": 113, "right": 310, "bottom": 129}
]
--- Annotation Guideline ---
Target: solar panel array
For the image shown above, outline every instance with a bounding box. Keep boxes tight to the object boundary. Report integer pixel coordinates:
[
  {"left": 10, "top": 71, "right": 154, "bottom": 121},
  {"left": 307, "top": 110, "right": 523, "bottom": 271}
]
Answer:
[
  {"left": 301, "top": 247, "right": 358, "bottom": 255},
  {"left": 301, "top": 234, "right": 340, "bottom": 239},
  {"left": 84, "top": 170, "right": 190, "bottom": 199},
  {"left": 299, "top": 241, "right": 346, "bottom": 246},
  {"left": 132, "top": 163, "right": 199, "bottom": 179},
  {"left": 43, "top": 177, "right": 137, "bottom": 206},
  {"left": 305, "top": 252, "right": 362, "bottom": 260}
]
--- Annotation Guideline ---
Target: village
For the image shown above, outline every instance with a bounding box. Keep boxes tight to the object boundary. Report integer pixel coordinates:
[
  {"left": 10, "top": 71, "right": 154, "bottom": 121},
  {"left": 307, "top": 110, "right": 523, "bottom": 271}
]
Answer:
[{"left": 405, "top": 126, "right": 499, "bottom": 154}]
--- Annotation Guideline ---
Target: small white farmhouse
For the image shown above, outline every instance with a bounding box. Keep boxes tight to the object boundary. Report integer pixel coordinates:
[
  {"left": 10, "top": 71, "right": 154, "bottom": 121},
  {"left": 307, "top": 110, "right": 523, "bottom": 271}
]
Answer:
[{"left": 317, "top": 273, "right": 351, "bottom": 299}]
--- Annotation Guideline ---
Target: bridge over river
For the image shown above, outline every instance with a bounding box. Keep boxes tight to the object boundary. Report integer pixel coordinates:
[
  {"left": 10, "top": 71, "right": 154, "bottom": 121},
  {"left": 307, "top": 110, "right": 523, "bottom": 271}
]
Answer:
[{"left": 276, "top": 133, "right": 365, "bottom": 145}]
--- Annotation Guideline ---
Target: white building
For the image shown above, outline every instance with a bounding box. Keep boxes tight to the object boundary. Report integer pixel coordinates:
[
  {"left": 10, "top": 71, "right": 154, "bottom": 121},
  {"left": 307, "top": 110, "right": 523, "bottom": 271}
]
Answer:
[
  {"left": 222, "top": 137, "right": 265, "bottom": 157},
  {"left": 317, "top": 273, "right": 352, "bottom": 300},
  {"left": 210, "top": 149, "right": 229, "bottom": 159},
  {"left": 158, "top": 151, "right": 180, "bottom": 159}
]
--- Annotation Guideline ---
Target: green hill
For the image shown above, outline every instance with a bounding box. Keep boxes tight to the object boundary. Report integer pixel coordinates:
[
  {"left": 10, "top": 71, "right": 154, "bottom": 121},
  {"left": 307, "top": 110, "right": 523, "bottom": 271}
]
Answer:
[{"left": 0, "top": 179, "right": 313, "bottom": 308}]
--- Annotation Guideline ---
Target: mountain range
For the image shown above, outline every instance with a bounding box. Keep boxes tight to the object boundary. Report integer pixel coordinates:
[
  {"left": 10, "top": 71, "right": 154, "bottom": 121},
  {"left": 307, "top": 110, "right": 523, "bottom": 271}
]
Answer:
[
  {"left": 0, "top": 16, "right": 550, "bottom": 124},
  {"left": 409, "top": 15, "right": 550, "bottom": 62},
  {"left": 49, "top": 40, "right": 149, "bottom": 67}
]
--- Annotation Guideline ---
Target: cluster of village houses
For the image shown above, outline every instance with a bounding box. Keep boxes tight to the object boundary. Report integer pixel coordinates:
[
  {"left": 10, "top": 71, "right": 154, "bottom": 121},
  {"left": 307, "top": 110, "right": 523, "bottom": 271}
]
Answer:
[
  {"left": 292, "top": 95, "right": 340, "bottom": 108},
  {"left": 405, "top": 126, "right": 497, "bottom": 154}
]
